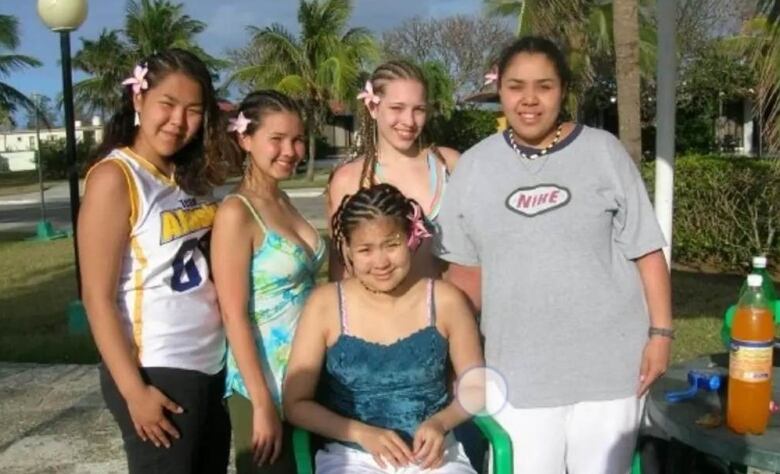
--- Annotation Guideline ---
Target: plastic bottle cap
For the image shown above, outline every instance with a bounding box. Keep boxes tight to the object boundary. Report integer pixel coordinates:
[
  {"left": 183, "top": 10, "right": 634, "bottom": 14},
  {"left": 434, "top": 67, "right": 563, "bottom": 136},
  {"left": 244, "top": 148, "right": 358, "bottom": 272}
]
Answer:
[
  {"left": 747, "top": 274, "right": 763, "bottom": 287},
  {"left": 753, "top": 256, "right": 768, "bottom": 268}
]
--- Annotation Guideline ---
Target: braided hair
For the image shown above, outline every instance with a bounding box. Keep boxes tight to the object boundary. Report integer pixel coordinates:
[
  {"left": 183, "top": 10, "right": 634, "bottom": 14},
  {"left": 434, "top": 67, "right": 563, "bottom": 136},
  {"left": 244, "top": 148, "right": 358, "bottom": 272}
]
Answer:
[{"left": 331, "top": 184, "right": 424, "bottom": 264}]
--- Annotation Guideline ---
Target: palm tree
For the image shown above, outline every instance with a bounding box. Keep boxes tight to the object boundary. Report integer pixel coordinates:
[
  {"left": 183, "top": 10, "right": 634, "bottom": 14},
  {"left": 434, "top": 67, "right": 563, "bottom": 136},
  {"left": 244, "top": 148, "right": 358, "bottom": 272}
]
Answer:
[
  {"left": 73, "top": 0, "right": 223, "bottom": 117},
  {"left": 229, "top": 0, "right": 378, "bottom": 180},
  {"left": 0, "top": 15, "right": 42, "bottom": 126},
  {"left": 73, "top": 29, "right": 129, "bottom": 119},
  {"left": 483, "top": 0, "right": 655, "bottom": 132},
  {"left": 613, "top": 0, "right": 642, "bottom": 164},
  {"left": 744, "top": 1, "right": 780, "bottom": 153}
]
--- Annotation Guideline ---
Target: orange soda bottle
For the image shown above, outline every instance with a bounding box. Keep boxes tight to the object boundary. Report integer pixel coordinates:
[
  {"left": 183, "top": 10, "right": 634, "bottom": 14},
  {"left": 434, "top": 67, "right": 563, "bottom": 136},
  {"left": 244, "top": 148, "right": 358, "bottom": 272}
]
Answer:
[{"left": 727, "top": 274, "right": 775, "bottom": 434}]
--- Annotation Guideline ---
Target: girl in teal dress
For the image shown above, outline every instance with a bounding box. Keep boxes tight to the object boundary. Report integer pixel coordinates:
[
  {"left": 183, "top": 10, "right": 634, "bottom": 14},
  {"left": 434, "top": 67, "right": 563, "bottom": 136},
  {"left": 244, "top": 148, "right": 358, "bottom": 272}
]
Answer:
[
  {"left": 211, "top": 90, "right": 326, "bottom": 473},
  {"left": 284, "top": 184, "right": 484, "bottom": 473}
]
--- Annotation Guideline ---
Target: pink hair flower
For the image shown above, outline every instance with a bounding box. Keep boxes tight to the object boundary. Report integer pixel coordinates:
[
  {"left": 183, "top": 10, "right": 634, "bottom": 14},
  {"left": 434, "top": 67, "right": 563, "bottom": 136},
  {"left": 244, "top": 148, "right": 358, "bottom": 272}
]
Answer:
[
  {"left": 227, "top": 112, "right": 252, "bottom": 134},
  {"left": 356, "top": 80, "right": 381, "bottom": 108},
  {"left": 122, "top": 64, "right": 149, "bottom": 95},
  {"left": 484, "top": 68, "right": 498, "bottom": 86},
  {"left": 406, "top": 202, "right": 432, "bottom": 250}
]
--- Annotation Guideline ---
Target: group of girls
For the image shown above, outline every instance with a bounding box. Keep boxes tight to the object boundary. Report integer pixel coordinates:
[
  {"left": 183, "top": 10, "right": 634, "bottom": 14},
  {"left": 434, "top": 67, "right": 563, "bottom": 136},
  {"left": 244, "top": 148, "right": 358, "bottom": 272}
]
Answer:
[{"left": 80, "top": 35, "right": 672, "bottom": 474}]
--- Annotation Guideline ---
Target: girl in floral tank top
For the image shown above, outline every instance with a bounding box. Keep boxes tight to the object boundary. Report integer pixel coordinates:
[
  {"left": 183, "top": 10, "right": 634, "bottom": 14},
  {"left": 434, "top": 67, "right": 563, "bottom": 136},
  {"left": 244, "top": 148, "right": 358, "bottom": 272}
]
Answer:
[{"left": 212, "top": 91, "right": 325, "bottom": 474}]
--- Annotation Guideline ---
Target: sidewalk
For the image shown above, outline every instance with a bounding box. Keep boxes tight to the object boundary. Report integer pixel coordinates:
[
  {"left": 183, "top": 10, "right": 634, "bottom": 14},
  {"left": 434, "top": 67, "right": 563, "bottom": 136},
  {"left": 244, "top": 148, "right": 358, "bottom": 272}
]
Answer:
[
  {"left": 0, "top": 363, "right": 126, "bottom": 473},
  {"left": 0, "top": 180, "right": 326, "bottom": 205},
  {"left": 0, "top": 363, "right": 239, "bottom": 473}
]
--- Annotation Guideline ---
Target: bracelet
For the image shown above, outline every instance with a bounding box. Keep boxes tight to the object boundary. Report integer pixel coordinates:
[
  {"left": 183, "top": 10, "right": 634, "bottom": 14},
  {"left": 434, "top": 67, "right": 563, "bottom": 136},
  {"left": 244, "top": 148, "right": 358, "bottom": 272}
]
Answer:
[{"left": 648, "top": 327, "right": 675, "bottom": 340}]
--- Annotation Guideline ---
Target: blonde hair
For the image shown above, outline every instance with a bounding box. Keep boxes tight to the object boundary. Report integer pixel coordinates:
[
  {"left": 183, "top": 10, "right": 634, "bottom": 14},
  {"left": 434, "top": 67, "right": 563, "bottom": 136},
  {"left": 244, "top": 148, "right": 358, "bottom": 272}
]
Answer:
[{"left": 352, "top": 60, "right": 432, "bottom": 187}]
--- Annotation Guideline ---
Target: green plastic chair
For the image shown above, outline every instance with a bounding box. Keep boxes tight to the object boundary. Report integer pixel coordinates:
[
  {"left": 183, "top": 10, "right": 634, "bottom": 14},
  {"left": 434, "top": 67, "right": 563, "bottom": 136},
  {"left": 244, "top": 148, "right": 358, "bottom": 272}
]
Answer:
[
  {"left": 292, "top": 415, "right": 513, "bottom": 474},
  {"left": 720, "top": 300, "right": 780, "bottom": 348}
]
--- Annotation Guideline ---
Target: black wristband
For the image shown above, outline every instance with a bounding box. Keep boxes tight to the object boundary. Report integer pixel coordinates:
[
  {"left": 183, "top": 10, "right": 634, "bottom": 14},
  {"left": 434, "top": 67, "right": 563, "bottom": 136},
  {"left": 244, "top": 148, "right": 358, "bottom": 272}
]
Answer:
[{"left": 648, "top": 327, "right": 675, "bottom": 340}]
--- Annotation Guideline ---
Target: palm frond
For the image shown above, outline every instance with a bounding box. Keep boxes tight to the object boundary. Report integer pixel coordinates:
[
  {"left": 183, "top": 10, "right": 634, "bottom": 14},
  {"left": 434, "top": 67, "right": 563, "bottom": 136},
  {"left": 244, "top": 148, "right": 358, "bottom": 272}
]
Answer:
[
  {"left": 0, "top": 82, "right": 35, "bottom": 116},
  {"left": 0, "top": 15, "right": 20, "bottom": 50},
  {"left": 276, "top": 74, "right": 308, "bottom": 96},
  {"left": 0, "top": 54, "right": 42, "bottom": 76}
]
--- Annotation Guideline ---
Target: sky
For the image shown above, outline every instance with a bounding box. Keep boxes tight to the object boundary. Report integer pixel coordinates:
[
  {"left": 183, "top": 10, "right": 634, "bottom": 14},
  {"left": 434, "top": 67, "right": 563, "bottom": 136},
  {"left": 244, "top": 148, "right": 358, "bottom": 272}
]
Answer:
[{"left": 4, "top": 0, "right": 484, "bottom": 118}]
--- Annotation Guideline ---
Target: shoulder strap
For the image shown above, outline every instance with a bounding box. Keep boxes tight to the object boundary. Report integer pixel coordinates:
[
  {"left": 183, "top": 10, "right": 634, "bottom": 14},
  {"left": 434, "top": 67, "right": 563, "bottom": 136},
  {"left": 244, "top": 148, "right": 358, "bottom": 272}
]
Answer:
[
  {"left": 336, "top": 282, "right": 350, "bottom": 335},
  {"left": 427, "top": 279, "right": 436, "bottom": 326},
  {"left": 428, "top": 144, "right": 450, "bottom": 173},
  {"left": 224, "top": 193, "right": 267, "bottom": 232}
]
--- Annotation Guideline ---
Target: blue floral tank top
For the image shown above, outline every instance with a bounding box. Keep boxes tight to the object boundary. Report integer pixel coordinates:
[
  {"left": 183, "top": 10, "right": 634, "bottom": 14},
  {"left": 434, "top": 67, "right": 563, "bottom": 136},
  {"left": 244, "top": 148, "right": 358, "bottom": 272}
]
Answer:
[
  {"left": 318, "top": 279, "right": 450, "bottom": 447},
  {"left": 224, "top": 193, "right": 326, "bottom": 411}
]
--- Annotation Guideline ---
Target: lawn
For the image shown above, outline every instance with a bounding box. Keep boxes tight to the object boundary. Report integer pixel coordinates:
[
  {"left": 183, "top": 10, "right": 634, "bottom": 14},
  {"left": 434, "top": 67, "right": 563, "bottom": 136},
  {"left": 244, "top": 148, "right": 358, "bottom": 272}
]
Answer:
[{"left": 0, "top": 232, "right": 742, "bottom": 364}]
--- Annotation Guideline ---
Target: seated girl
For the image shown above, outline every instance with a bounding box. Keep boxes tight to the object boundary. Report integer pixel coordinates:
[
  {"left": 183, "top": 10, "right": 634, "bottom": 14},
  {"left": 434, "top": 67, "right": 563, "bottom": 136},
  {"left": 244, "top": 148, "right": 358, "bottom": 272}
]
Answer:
[{"left": 283, "top": 184, "right": 483, "bottom": 473}]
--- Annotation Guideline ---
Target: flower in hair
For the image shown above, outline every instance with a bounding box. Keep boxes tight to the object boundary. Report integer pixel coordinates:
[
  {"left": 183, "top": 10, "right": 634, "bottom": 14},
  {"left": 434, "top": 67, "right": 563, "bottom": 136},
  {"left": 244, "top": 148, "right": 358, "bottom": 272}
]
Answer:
[
  {"left": 406, "top": 202, "right": 432, "bottom": 250},
  {"left": 356, "top": 80, "right": 381, "bottom": 108},
  {"left": 484, "top": 67, "right": 498, "bottom": 86},
  {"left": 227, "top": 111, "right": 252, "bottom": 134},
  {"left": 122, "top": 64, "right": 149, "bottom": 95}
]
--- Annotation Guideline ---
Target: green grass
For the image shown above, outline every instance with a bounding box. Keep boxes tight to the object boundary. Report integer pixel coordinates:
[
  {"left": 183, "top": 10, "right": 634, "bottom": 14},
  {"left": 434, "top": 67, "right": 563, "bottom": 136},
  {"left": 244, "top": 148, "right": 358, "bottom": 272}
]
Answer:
[
  {"left": 0, "top": 235, "right": 98, "bottom": 363},
  {"left": 0, "top": 231, "right": 740, "bottom": 364}
]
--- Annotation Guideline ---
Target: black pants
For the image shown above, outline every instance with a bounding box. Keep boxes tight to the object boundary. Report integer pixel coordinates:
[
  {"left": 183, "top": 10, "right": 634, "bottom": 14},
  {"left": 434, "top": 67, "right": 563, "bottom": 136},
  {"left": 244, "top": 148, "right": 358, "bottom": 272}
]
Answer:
[{"left": 100, "top": 365, "right": 231, "bottom": 474}]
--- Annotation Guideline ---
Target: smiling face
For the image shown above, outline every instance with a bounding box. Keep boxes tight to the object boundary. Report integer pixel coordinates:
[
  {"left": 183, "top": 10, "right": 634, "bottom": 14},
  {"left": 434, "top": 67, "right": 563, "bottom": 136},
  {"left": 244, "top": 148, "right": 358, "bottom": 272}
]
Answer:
[
  {"left": 370, "top": 78, "right": 427, "bottom": 153},
  {"left": 346, "top": 215, "right": 412, "bottom": 293},
  {"left": 499, "top": 52, "right": 565, "bottom": 147},
  {"left": 239, "top": 110, "right": 306, "bottom": 181},
  {"left": 132, "top": 71, "right": 204, "bottom": 162}
]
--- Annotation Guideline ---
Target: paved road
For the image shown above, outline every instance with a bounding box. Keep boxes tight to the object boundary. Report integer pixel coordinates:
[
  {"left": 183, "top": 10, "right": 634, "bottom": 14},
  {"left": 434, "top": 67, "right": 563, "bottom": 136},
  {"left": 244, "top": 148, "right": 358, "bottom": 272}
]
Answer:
[{"left": 0, "top": 182, "right": 328, "bottom": 233}]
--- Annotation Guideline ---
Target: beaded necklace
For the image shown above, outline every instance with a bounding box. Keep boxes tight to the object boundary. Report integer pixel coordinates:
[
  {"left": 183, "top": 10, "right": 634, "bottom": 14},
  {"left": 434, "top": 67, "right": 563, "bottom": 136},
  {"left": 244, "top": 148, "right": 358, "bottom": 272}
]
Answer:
[{"left": 508, "top": 124, "right": 563, "bottom": 160}]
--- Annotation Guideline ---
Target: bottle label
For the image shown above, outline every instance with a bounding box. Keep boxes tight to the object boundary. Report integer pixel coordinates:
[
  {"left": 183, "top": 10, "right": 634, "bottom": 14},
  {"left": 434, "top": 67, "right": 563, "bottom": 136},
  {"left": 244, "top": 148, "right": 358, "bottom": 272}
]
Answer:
[{"left": 729, "top": 339, "right": 774, "bottom": 383}]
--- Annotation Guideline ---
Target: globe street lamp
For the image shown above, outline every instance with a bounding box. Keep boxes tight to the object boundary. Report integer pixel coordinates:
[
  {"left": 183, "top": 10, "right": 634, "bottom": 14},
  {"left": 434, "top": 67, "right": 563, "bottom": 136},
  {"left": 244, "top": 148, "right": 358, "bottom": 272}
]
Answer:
[{"left": 37, "top": 0, "right": 88, "bottom": 332}]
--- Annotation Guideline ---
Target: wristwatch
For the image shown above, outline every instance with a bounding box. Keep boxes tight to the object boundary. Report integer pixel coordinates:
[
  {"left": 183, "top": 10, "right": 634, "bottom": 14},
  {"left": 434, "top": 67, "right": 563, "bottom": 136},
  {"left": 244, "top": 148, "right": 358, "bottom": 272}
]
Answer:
[{"left": 648, "top": 326, "right": 675, "bottom": 340}]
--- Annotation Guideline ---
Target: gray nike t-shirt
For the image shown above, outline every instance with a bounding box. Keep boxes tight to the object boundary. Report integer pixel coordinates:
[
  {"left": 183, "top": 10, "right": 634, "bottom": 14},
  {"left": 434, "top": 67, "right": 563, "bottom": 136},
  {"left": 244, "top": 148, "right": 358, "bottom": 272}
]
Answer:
[{"left": 434, "top": 125, "right": 666, "bottom": 408}]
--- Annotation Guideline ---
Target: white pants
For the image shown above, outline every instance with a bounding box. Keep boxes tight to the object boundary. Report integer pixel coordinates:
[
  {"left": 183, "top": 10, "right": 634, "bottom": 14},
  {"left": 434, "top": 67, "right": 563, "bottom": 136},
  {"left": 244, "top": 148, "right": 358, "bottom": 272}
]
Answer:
[
  {"left": 315, "top": 434, "right": 476, "bottom": 474},
  {"left": 491, "top": 395, "right": 643, "bottom": 474}
]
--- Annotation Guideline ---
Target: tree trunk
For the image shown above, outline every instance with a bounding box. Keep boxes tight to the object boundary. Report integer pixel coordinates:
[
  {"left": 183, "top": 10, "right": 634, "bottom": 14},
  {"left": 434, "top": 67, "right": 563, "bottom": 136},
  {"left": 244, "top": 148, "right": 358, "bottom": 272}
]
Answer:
[
  {"left": 613, "top": 0, "right": 643, "bottom": 165},
  {"left": 306, "top": 131, "right": 316, "bottom": 181}
]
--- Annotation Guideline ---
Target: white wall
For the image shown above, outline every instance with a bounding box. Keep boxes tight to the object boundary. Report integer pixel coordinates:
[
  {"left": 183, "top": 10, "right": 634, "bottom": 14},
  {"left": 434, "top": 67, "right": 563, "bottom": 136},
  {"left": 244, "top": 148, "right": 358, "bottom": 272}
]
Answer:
[{"left": 0, "top": 151, "right": 36, "bottom": 171}]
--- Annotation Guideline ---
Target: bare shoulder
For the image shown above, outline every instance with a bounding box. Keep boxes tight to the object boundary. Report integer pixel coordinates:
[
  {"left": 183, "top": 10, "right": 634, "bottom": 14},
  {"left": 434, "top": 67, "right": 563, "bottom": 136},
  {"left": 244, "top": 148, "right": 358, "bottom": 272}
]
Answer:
[
  {"left": 301, "top": 283, "right": 341, "bottom": 336},
  {"left": 214, "top": 195, "right": 254, "bottom": 230},
  {"left": 327, "top": 159, "right": 364, "bottom": 212},
  {"left": 433, "top": 279, "right": 471, "bottom": 318},
  {"left": 329, "top": 159, "right": 364, "bottom": 192},
  {"left": 434, "top": 146, "right": 461, "bottom": 172},
  {"left": 84, "top": 160, "right": 129, "bottom": 197}
]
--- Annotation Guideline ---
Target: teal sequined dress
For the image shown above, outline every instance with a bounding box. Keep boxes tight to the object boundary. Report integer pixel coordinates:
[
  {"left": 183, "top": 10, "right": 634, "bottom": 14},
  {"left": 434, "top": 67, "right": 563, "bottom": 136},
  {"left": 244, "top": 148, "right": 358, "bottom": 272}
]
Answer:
[{"left": 319, "top": 279, "right": 450, "bottom": 447}]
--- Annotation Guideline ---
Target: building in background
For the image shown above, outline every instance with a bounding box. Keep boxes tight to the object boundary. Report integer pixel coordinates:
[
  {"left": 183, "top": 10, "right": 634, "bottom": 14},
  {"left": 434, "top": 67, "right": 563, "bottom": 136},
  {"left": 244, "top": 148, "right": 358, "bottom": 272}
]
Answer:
[{"left": 0, "top": 116, "right": 103, "bottom": 172}]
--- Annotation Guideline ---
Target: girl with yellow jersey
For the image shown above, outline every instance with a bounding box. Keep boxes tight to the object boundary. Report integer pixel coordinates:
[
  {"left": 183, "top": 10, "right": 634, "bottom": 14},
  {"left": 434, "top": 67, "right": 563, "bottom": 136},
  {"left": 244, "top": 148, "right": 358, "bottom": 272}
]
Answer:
[{"left": 78, "top": 49, "right": 235, "bottom": 473}]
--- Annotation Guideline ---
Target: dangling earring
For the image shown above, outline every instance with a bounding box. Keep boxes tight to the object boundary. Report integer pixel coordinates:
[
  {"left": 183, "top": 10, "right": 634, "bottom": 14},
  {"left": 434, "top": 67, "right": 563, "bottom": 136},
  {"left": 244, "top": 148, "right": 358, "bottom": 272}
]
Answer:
[{"left": 134, "top": 111, "right": 140, "bottom": 127}]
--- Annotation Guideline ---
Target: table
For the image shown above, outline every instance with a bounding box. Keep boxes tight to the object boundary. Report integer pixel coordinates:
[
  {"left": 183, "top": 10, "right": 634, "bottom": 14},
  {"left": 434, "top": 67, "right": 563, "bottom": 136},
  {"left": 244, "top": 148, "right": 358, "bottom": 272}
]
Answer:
[{"left": 646, "top": 353, "right": 780, "bottom": 472}]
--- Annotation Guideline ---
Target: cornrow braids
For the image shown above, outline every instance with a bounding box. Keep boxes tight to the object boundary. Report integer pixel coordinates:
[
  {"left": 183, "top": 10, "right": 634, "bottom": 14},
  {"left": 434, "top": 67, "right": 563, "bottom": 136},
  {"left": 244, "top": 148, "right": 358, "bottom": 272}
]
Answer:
[
  {"left": 228, "top": 90, "right": 302, "bottom": 170},
  {"left": 331, "top": 184, "right": 422, "bottom": 265}
]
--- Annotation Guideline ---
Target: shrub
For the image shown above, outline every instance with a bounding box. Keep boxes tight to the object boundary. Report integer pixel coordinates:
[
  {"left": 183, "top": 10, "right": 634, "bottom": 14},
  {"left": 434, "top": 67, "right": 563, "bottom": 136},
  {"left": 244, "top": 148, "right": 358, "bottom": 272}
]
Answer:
[
  {"left": 641, "top": 155, "right": 780, "bottom": 272},
  {"left": 39, "top": 138, "right": 95, "bottom": 180},
  {"left": 426, "top": 108, "right": 498, "bottom": 152}
]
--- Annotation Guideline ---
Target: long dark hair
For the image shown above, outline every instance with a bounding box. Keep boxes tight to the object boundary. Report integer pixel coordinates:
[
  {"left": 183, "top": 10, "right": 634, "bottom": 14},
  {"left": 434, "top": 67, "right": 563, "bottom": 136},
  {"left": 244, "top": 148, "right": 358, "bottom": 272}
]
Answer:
[
  {"left": 331, "top": 183, "right": 423, "bottom": 264},
  {"left": 227, "top": 90, "right": 303, "bottom": 170},
  {"left": 94, "top": 48, "right": 232, "bottom": 195}
]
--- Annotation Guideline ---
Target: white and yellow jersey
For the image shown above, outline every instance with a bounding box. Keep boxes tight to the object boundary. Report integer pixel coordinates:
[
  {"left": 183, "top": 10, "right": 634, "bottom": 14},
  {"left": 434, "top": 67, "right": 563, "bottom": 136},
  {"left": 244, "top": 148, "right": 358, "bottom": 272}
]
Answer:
[{"left": 89, "top": 147, "right": 224, "bottom": 375}]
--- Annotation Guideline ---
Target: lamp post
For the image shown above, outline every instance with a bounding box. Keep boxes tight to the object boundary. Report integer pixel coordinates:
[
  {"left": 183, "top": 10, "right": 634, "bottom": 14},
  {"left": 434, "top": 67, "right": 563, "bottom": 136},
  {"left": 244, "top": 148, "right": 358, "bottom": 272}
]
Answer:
[
  {"left": 31, "top": 93, "right": 46, "bottom": 222},
  {"left": 37, "top": 0, "right": 88, "bottom": 331}
]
